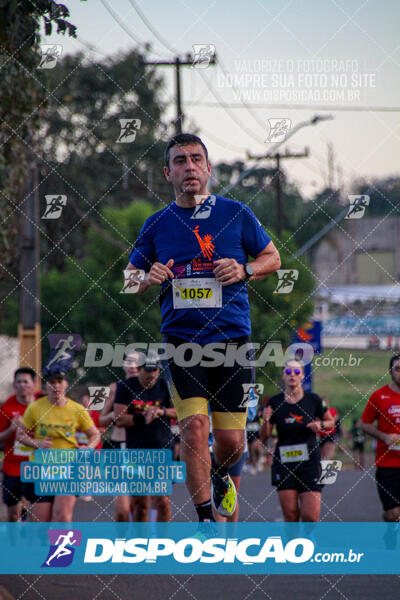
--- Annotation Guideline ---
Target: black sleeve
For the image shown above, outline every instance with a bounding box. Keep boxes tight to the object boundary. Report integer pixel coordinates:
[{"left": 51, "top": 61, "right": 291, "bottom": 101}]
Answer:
[
  {"left": 313, "top": 394, "right": 326, "bottom": 420},
  {"left": 114, "top": 380, "right": 131, "bottom": 406},
  {"left": 268, "top": 396, "right": 277, "bottom": 425}
]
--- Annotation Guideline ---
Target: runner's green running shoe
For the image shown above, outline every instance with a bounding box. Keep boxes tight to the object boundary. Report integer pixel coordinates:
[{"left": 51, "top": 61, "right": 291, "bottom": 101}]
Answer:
[{"left": 211, "top": 473, "right": 237, "bottom": 517}]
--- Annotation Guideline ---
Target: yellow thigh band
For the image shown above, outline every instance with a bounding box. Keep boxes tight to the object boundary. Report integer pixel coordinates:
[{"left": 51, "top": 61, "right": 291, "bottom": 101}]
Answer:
[
  {"left": 172, "top": 395, "right": 209, "bottom": 422},
  {"left": 211, "top": 411, "right": 247, "bottom": 430}
]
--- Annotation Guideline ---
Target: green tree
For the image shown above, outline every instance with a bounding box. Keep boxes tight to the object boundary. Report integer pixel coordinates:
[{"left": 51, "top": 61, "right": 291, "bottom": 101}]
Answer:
[
  {"left": 0, "top": 0, "right": 76, "bottom": 313},
  {"left": 38, "top": 49, "right": 168, "bottom": 272},
  {"left": 40, "top": 199, "right": 163, "bottom": 384}
]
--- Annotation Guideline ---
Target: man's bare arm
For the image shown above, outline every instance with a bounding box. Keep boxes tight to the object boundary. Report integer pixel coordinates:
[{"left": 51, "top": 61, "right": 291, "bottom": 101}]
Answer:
[
  {"left": 360, "top": 420, "right": 400, "bottom": 446},
  {"left": 249, "top": 241, "right": 281, "bottom": 281},
  {"left": 213, "top": 241, "right": 281, "bottom": 287}
]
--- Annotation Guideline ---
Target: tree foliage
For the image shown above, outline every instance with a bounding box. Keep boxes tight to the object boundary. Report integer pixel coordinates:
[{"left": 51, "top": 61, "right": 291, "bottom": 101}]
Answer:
[{"left": 0, "top": 0, "right": 76, "bottom": 310}]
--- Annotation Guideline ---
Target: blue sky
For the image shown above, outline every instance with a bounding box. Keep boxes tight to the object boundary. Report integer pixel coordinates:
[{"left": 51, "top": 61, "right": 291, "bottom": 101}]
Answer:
[{"left": 43, "top": 0, "right": 400, "bottom": 197}]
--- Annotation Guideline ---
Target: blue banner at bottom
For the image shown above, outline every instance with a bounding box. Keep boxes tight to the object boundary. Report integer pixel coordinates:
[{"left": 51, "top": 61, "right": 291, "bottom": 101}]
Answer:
[{"left": 0, "top": 522, "right": 399, "bottom": 574}]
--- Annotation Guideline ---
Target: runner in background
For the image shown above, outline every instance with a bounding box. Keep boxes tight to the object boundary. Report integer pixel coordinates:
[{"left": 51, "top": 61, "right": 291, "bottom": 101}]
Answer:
[
  {"left": 0, "top": 368, "right": 40, "bottom": 521},
  {"left": 261, "top": 395, "right": 277, "bottom": 469},
  {"left": 319, "top": 398, "right": 341, "bottom": 460},
  {"left": 100, "top": 350, "right": 139, "bottom": 521},
  {"left": 212, "top": 398, "right": 258, "bottom": 522},
  {"left": 75, "top": 392, "right": 104, "bottom": 502},
  {"left": 361, "top": 354, "right": 400, "bottom": 521},
  {"left": 246, "top": 406, "right": 264, "bottom": 475},
  {"left": 261, "top": 360, "right": 334, "bottom": 522},
  {"left": 17, "top": 370, "right": 100, "bottom": 522},
  {"left": 351, "top": 418, "right": 365, "bottom": 469},
  {"left": 114, "top": 353, "right": 176, "bottom": 522}
]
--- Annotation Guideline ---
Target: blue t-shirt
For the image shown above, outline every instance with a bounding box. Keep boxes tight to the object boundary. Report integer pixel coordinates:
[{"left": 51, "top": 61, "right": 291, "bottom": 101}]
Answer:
[{"left": 129, "top": 195, "right": 271, "bottom": 343}]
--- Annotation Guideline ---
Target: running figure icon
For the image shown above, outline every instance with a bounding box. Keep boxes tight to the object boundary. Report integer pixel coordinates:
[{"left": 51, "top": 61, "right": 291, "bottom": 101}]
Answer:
[
  {"left": 45, "top": 531, "right": 77, "bottom": 566},
  {"left": 46, "top": 335, "right": 76, "bottom": 370}
]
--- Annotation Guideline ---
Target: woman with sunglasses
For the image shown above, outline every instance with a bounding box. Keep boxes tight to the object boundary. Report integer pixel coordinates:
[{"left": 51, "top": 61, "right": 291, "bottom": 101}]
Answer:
[{"left": 260, "top": 360, "right": 334, "bottom": 522}]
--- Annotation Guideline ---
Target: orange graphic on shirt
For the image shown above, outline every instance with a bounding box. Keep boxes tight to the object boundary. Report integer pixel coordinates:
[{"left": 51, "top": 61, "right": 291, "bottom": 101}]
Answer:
[
  {"left": 193, "top": 225, "right": 215, "bottom": 260},
  {"left": 289, "top": 413, "right": 303, "bottom": 423}
]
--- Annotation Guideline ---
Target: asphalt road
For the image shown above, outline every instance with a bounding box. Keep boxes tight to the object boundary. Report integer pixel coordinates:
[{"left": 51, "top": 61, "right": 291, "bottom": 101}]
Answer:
[{"left": 1, "top": 468, "right": 400, "bottom": 600}]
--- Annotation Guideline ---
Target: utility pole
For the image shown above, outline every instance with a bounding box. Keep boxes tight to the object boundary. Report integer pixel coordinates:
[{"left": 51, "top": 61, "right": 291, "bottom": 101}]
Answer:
[
  {"left": 142, "top": 53, "right": 216, "bottom": 134},
  {"left": 18, "top": 153, "right": 41, "bottom": 373},
  {"left": 247, "top": 148, "right": 309, "bottom": 235}
]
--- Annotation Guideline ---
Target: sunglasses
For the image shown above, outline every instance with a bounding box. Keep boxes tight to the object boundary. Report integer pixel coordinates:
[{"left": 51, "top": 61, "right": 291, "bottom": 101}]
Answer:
[{"left": 285, "top": 368, "right": 302, "bottom": 375}]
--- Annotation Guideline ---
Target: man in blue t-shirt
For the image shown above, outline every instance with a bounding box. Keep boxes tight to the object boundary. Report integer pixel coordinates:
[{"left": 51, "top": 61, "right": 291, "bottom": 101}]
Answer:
[{"left": 128, "top": 133, "right": 281, "bottom": 522}]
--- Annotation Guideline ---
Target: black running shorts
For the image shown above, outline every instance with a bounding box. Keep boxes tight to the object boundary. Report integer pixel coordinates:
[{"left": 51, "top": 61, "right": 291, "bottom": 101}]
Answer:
[
  {"left": 272, "top": 458, "right": 323, "bottom": 493},
  {"left": 162, "top": 334, "right": 254, "bottom": 430},
  {"left": 376, "top": 466, "right": 400, "bottom": 512}
]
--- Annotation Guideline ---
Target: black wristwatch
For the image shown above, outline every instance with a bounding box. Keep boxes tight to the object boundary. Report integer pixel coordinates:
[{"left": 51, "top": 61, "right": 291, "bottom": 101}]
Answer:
[{"left": 244, "top": 263, "right": 254, "bottom": 281}]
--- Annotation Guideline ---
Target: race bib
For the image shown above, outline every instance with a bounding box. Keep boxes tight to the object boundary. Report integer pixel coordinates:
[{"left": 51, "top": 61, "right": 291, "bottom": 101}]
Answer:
[
  {"left": 13, "top": 440, "right": 34, "bottom": 457},
  {"left": 172, "top": 278, "right": 222, "bottom": 309},
  {"left": 246, "top": 422, "right": 260, "bottom": 432},
  {"left": 279, "top": 443, "right": 309, "bottom": 463}
]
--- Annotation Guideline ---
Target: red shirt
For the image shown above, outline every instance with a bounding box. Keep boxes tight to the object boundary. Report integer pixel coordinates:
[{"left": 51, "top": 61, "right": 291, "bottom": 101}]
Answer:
[
  {"left": 319, "top": 406, "right": 339, "bottom": 438},
  {"left": 361, "top": 384, "right": 400, "bottom": 467},
  {"left": 0, "top": 393, "right": 41, "bottom": 476}
]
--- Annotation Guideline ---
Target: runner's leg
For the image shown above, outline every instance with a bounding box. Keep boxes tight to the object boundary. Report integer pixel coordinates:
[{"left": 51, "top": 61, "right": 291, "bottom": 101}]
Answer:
[
  {"left": 180, "top": 414, "right": 211, "bottom": 504},
  {"left": 278, "top": 490, "right": 300, "bottom": 521},
  {"left": 52, "top": 496, "right": 76, "bottom": 522},
  {"left": 153, "top": 495, "right": 172, "bottom": 522},
  {"left": 299, "top": 491, "right": 321, "bottom": 522},
  {"left": 133, "top": 496, "right": 151, "bottom": 522},
  {"left": 114, "top": 495, "right": 131, "bottom": 521},
  {"left": 7, "top": 504, "right": 21, "bottom": 522},
  {"left": 383, "top": 507, "right": 400, "bottom": 521},
  {"left": 30, "top": 502, "right": 52, "bottom": 522}
]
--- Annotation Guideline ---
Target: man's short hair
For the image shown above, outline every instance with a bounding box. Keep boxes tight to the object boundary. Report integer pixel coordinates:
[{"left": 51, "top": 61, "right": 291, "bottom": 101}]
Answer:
[
  {"left": 164, "top": 133, "right": 208, "bottom": 167},
  {"left": 389, "top": 354, "right": 400, "bottom": 371},
  {"left": 14, "top": 367, "right": 37, "bottom": 381}
]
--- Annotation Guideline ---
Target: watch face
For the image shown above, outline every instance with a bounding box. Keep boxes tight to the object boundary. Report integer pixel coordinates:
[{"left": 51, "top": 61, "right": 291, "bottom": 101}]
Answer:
[{"left": 245, "top": 264, "right": 254, "bottom": 278}]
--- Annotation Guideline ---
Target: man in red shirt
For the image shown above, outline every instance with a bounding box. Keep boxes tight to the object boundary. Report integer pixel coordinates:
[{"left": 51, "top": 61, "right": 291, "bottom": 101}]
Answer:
[
  {"left": 0, "top": 368, "right": 39, "bottom": 521},
  {"left": 361, "top": 354, "right": 400, "bottom": 521}
]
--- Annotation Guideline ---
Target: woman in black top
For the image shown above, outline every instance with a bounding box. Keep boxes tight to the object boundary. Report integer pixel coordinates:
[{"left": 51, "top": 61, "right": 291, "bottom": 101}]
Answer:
[{"left": 260, "top": 360, "right": 334, "bottom": 522}]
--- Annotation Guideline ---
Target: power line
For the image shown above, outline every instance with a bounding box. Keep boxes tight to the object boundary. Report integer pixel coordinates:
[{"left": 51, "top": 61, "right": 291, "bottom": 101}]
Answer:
[
  {"left": 198, "top": 70, "right": 265, "bottom": 145},
  {"left": 127, "top": 0, "right": 265, "bottom": 144},
  {"left": 216, "top": 55, "right": 266, "bottom": 131},
  {"left": 128, "top": 0, "right": 178, "bottom": 56},
  {"left": 247, "top": 148, "right": 310, "bottom": 236},
  {"left": 100, "top": 0, "right": 164, "bottom": 56},
  {"left": 185, "top": 102, "right": 400, "bottom": 112},
  {"left": 144, "top": 55, "right": 216, "bottom": 134},
  {"left": 220, "top": 114, "right": 334, "bottom": 196}
]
